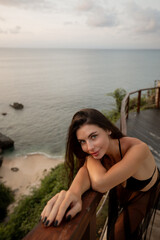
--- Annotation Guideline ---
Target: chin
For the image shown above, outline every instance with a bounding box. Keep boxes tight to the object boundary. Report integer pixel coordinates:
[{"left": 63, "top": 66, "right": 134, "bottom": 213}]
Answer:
[
  {"left": 92, "top": 155, "right": 99, "bottom": 159},
  {"left": 93, "top": 153, "right": 104, "bottom": 160}
]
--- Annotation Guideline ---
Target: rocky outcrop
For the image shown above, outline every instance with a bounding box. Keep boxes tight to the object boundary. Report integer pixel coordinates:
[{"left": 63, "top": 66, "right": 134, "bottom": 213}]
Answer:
[
  {"left": 0, "top": 133, "right": 14, "bottom": 150},
  {"left": 0, "top": 155, "right": 3, "bottom": 167},
  {"left": 11, "top": 167, "right": 19, "bottom": 172},
  {"left": 2, "top": 113, "right": 7, "bottom": 116},
  {"left": 10, "top": 102, "right": 24, "bottom": 110}
]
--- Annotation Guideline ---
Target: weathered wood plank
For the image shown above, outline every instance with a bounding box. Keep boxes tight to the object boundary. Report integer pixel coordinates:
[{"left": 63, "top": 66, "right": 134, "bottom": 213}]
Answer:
[
  {"left": 126, "top": 109, "right": 160, "bottom": 168},
  {"left": 23, "top": 190, "right": 103, "bottom": 240}
]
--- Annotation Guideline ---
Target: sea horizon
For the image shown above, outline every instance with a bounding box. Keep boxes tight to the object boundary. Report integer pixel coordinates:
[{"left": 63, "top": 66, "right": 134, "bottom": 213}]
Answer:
[{"left": 1, "top": 47, "right": 160, "bottom": 50}]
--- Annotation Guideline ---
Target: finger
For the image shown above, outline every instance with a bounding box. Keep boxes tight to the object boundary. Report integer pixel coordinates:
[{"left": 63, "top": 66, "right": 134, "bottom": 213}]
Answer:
[
  {"left": 41, "top": 194, "right": 59, "bottom": 221},
  {"left": 41, "top": 195, "right": 58, "bottom": 219},
  {"left": 54, "top": 196, "right": 73, "bottom": 226},
  {"left": 66, "top": 201, "right": 82, "bottom": 220},
  {"left": 47, "top": 190, "right": 67, "bottom": 226}
]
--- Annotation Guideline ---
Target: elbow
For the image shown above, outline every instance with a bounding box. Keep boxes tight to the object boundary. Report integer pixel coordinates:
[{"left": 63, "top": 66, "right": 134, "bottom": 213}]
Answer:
[{"left": 91, "top": 178, "right": 107, "bottom": 193}]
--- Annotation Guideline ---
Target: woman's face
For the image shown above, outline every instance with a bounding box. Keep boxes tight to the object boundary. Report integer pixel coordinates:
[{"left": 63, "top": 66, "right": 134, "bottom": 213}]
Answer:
[{"left": 76, "top": 124, "right": 111, "bottom": 160}]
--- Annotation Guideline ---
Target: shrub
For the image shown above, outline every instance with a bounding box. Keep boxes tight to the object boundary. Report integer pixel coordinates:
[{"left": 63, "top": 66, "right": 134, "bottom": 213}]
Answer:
[
  {"left": 0, "top": 183, "right": 14, "bottom": 222},
  {"left": 107, "top": 88, "right": 127, "bottom": 112},
  {"left": 0, "top": 163, "right": 68, "bottom": 240}
]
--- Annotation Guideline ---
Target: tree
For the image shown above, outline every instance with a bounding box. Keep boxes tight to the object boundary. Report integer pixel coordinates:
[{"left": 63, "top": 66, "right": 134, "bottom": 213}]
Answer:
[{"left": 107, "top": 88, "right": 127, "bottom": 112}]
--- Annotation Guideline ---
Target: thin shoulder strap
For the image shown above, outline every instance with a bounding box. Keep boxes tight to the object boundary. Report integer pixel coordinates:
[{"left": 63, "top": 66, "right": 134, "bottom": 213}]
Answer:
[
  {"left": 151, "top": 166, "right": 157, "bottom": 178},
  {"left": 118, "top": 139, "right": 123, "bottom": 159}
]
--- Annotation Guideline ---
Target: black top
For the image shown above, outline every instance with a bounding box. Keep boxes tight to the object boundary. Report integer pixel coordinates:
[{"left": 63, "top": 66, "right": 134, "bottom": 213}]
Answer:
[{"left": 118, "top": 139, "right": 156, "bottom": 191}]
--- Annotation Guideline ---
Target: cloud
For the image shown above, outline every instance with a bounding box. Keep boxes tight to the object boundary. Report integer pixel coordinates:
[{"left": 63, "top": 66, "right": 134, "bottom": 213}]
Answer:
[
  {"left": 0, "top": 28, "right": 7, "bottom": 34},
  {"left": 76, "top": 0, "right": 94, "bottom": 11},
  {"left": 87, "top": 9, "right": 118, "bottom": 27},
  {"left": 75, "top": 1, "right": 119, "bottom": 28},
  {"left": 64, "top": 21, "right": 73, "bottom": 25},
  {"left": 0, "top": 0, "right": 52, "bottom": 11},
  {"left": 9, "top": 25, "right": 21, "bottom": 34},
  {"left": 126, "top": 1, "right": 160, "bottom": 34},
  {"left": 0, "top": 16, "right": 5, "bottom": 21},
  {"left": 0, "top": 25, "right": 21, "bottom": 34}
]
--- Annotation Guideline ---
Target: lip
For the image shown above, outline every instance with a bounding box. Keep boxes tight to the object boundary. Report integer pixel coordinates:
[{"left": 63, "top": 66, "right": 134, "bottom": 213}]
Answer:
[{"left": 91, "top": 151, "right": 99, "bottom": 156}]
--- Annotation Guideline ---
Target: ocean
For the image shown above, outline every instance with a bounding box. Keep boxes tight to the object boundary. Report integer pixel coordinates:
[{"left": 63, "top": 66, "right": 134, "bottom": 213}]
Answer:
[{"left": 0, "top": 48, "right": 160, "bottom": 158}]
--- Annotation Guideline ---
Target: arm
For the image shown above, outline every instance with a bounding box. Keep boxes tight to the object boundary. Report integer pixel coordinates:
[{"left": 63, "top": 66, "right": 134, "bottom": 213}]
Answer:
[
  {"left": 41, "top": 164, "right": 91, "bottom": 226},
  {"left": 87, "top": 142, "right": 149, "bottom": 193},
  {"left": 69, "top": 164, "right": 91, "bottom": 197}
]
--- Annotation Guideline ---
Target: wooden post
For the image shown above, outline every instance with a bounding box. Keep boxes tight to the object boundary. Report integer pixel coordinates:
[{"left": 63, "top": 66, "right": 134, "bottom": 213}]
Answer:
[
  {"left": 156, "top": 87, "right": 160, "bottom": 108},
  {"left": 137, "top": 90, "right": 141, "bottom": 113},
  {"left": 126, "top": 96, "right": 130, "bottom": 119},
  {"left": 81, "top": 211, "right": 96, "bottom": 240}
]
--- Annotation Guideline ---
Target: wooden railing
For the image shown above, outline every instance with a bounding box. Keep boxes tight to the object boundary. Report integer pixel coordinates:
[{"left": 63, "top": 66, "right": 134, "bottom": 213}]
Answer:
[
  {"left": 23, "top": 190, "right": 103, "bottom": 240},
  {"left": 120, "top": 86, "right": 160, "bottom": 135}
]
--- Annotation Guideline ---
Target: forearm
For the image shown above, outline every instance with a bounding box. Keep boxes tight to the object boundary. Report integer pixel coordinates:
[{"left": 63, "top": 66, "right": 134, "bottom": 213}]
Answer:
[
  {"left": 87, "top": 156, "right": 106, "bottom": 180},
  {"left": 69, "top": 165, "right": 91, "bottom": 197},
  {"left": 86, "top": 156, "right": 107, "bottom": 191}
]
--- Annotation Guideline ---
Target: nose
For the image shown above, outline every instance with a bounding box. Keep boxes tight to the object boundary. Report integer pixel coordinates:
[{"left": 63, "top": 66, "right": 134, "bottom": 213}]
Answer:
[{"left": 86, "top": 140, "right": 94, "bottom": 152}]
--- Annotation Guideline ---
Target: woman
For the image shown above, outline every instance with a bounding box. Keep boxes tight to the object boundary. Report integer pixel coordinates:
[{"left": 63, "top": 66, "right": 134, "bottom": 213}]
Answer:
[{"left": 41, "top": 108, "right": 160, "bottom": 239}]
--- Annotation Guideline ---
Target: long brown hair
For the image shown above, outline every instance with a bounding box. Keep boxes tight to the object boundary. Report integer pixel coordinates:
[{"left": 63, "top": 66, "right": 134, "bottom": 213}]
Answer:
[{"left": 65, "top": 108, "right": 124, "bottom": 185}]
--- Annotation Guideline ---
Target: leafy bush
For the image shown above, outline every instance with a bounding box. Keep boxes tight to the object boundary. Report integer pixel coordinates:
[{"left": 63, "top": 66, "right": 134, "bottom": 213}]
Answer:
[
  {"left": 107, "top": 88, "right": 127, "bottom": 112},
  {"left": 103, "top": 88, "right": 127, "bottom": 124},
  {"left": 0, "top": 163, "right": 68, "bottom": 240},
  {"left": 129, "top": 92, "right": 155, "bottom": 111},
  {"left": 0, "top": 183, "right": 14, "bottom": 222},
  {"left": 107, "top": 88, "right": 156, "bottom": 120},
  {"left": 103, "top": 109, "right": 120, "bottom": 123}
]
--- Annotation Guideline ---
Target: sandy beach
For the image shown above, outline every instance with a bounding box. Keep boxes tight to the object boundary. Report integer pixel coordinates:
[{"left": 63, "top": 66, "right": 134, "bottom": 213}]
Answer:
[{"left": 0, "top": 154, "right": 64, "bottom": 210}]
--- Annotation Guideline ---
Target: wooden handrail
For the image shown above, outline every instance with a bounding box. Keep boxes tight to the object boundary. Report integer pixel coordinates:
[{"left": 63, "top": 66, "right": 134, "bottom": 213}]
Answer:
[
  {"left": 120, "top": 93, "right": 129, "bottom": 135},
  {"left": 120, "top": 86, "right": 160, "bottom": 135},
  {"left": 23, "top": 190, "right": 103, "bottom": 240}
]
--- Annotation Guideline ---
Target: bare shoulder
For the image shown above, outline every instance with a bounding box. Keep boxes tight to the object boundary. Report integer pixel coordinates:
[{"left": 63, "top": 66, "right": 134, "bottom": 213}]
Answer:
[
  {"left": 120, "top": 137, "right": 156, "bottom": 181},
  {"left": 120, "top": 137, "right": 150, "bottom": 156}
]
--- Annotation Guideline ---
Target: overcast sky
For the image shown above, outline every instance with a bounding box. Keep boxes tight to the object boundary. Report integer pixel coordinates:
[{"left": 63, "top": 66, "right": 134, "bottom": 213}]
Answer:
[{"left": 0, "top": 0, "right": 160, "bottom": 49}]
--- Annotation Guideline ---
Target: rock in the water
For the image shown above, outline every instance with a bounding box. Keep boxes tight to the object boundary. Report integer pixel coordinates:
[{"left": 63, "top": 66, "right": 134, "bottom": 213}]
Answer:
[
  {"left": 0, "top": 133, "right": 14, "bottom": 150},
  {"left": 0, "top": 155, "right": 3, "bottom": 167},
  {"left": 11, "top": 167, "right": 19, "bottom": 172},
  {"left": 10, "top": 102, "right": 24, "bottom": 110}
]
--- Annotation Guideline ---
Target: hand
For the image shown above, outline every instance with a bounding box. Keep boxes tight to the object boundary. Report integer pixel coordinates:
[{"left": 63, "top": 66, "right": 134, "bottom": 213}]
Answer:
[{"left": 41, "top": 189, "right": 82, "bottom": 227}]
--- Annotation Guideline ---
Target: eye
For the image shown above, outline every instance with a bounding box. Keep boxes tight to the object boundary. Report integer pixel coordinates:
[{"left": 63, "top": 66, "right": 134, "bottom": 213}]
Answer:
[
  {"left": 78, "top": 140, "right": 85, "bottom": 145},
  {"left": 91, "top": 134, "right": 97, "bottom": 140}
]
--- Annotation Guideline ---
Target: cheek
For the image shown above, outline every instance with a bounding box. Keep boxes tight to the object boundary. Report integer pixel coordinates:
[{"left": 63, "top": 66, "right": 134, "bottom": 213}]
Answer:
[
  {"left": 81, "top": 144, "right": 87, "bottom": 152},
  {"left": 99, "top": 136, "right": 109, "bottom": 150}
]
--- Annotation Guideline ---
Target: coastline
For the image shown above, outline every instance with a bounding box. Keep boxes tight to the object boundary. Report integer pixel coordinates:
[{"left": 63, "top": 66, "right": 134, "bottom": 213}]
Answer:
[{"left": 0, "top": 153, "right": 64, "bottom": 211}]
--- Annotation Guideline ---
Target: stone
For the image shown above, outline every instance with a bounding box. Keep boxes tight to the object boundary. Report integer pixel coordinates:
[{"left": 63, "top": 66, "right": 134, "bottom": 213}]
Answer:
[
  {"left": 0, "top": 133, "right": 14, "bottom": 150},
  {"left": 2, "top": 113, "right": 7, "bottom": 116},
  {"left": 10, "top": 102, "right": 24, "bottom": 110},
  {"left": 0, "top": 155, "right": 3, "bottom": 167},
  {"left": 11, "top": 167, "right": 19, "bottom": 172}
]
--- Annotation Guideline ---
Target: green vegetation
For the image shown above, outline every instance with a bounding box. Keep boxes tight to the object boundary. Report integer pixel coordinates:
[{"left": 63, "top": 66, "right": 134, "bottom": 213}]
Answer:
[
  {"left": 0, "top": 163, "right": 68, "bottom": 240},
  {"left": 104, "top": 88, "right": 156, "bottom": 123},
  {"left": 96, "top": 196, "right": 108, "bottom": 240},
  {"left": 107, "top": 88, "right": 127, "bottom": 112},
  {"left": 129, "top": 89, "right": 156, "bottom": 111},
  {"left": 0, "top": 183, "right": 14, "bottom": 222},
  {"left": 102, "top": 88, "right": 127, "bottom": 123}
]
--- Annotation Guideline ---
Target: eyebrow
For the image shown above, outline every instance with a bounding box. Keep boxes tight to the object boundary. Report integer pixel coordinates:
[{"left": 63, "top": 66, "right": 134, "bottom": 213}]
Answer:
[{"left": 78, "top": 131, "right": 98, "bottom": 141}]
